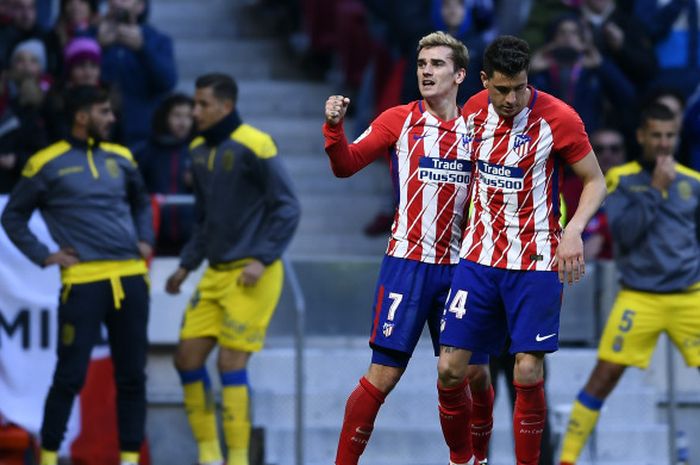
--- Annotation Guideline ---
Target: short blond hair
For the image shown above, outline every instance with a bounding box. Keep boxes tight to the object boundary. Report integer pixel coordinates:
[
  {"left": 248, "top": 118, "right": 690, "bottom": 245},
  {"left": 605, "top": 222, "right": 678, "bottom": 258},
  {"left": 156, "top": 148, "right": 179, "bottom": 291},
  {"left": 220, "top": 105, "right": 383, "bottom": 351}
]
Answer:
[{"left": 417, "top": 31, "right": 469, "bottom": 72}]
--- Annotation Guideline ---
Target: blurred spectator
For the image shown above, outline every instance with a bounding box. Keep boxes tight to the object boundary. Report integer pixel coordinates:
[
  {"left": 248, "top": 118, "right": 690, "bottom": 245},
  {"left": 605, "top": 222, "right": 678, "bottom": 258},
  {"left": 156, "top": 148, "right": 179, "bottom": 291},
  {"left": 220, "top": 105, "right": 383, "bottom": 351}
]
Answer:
[
  {"left": 9, "top": 38, "right": 51, "bottom": 94},
  {"left": 494, "top": 0, "right": 534, "bottom": 36},
  {"left": 135, "top": 93, "right": 195, "bottom": 256},
  {"left": 634, "top": 0, "right": 700, "bottom": 97},
  {"left": 94, "top": 0, "right": 176, "bottom": 146},
  {"left": 0, "top": 1, "right": 17, "bottom": 57},
  {"left": 43, "top": 37, "right": 117, "bottom": 141},
  {"left": 3, "top": 0, "right": 63, "bottom": 76},
  {"left": 63, "top": 36, "right": 100, "bottom": 86},
  {"left": 0, "top": 63, "right": 24, "bottom": 193},
  {"left": 48, "top": 0, "right": 99, "bottom": 55},
  {"left": 401, "top": 0, "right": 495, "bottom": 104},
  {"left": 682, "top": 82, "right": 700, "bottom": 170},
  {"left": 579, "top": 0, "right": 657, "bottom": 91},
  {"left": 529, "top": 14, "right": 636, "bottom": 133},
  {"left": 519, "top": 0, "right": 579, "bottom": 50},
  {"left": 7, "top": 39, "right": 50, "bottom": 155},
  {"left": 35, "top": 0, "right": 54, "bottom": 30},
  {"left": 583, "top": 127, "right": 625, "bottom": 261}
]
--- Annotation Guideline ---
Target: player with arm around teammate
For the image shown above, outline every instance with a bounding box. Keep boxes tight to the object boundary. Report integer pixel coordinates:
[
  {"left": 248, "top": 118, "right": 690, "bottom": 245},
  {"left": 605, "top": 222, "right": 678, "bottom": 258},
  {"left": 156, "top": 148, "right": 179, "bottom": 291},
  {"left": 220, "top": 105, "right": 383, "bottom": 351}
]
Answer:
[
  {"left": 436, "top": 35, "right": 607, "bottom": 465},
  {"left": 324, "top": 31, "right": 494, "bottom": 465}
]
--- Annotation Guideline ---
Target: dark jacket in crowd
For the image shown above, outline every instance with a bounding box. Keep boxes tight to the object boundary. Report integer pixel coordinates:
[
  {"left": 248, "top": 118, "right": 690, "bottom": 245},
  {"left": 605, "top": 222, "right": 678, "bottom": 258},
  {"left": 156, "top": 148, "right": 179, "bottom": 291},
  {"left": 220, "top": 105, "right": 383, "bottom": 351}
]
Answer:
[
  {"left": 135, "top": 134, "right": 195, "bottom": 255},
  {"left": 583, "top": 7, "right": 657, "bottom": 90},
  {"left": 530, "top": 56, "right": 636, "bottom": 133},
  {"left": 96, "top": 23, "right": 177, "bottom": 146}
]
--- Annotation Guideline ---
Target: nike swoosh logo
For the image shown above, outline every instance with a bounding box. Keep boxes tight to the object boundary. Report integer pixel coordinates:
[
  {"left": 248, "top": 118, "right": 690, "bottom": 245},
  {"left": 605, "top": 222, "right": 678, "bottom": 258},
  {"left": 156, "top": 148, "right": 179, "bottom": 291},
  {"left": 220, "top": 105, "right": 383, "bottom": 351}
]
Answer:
[
  {"left": 535, "top": 333, "right": 556, "bottom": 342},
  {"left": 520, "top": 419, "right": 543, "bottom": 426},
  {"left": 413, "top": 134, "right": 427, "bottom": 140},
  {"left": 355, "top": 427, "right": 372, "bottom": 435}
]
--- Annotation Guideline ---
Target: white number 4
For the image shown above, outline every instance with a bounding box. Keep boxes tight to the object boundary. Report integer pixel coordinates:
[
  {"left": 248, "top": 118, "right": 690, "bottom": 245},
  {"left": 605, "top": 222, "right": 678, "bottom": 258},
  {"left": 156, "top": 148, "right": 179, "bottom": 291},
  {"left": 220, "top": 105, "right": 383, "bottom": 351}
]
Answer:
[
  {"left": 387, "top": 292, "right": 403, "bottom": 321},
  {"left": 448, "top": 290, "right": 468, "bottom": 319}
]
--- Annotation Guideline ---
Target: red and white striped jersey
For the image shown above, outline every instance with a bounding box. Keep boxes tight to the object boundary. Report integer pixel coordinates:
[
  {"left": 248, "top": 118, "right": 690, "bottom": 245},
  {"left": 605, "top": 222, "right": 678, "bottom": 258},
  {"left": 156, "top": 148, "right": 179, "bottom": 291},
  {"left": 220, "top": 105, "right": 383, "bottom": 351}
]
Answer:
[
  {"left": 323, "top": 100, "right": 472, "bottom": 264},
  {"left": 460, "top": 88, "right": 591, "bottom": 271}
]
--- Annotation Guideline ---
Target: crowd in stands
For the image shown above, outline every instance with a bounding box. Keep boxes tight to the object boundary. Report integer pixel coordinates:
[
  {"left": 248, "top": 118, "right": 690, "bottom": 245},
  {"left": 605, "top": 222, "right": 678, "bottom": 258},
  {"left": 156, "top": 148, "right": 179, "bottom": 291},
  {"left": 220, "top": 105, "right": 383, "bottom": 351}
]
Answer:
[
  {"left": 286, "top": 0, "right": 700, "bottom": 241},
  {"left": 2, "top": 0, "right": 700, "bottom": 255},
  {"left": 0, "top": 0, "right": 190, "bottom": 255}
]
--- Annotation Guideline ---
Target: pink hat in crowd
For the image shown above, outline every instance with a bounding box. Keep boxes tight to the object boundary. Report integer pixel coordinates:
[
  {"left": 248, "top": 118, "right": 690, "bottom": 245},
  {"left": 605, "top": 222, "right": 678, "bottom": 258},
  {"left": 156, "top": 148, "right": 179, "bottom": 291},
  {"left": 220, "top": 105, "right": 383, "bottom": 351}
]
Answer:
[{"left": 64, "top": 37, "right": 101, "bottom": 70}]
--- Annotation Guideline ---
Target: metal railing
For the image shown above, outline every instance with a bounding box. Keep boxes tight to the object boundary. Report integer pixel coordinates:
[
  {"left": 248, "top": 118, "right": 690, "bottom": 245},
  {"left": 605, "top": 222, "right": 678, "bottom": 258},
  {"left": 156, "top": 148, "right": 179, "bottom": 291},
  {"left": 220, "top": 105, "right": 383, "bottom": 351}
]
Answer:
[{"left": 282, "top": 256, "right": 306, "bottom": 465}]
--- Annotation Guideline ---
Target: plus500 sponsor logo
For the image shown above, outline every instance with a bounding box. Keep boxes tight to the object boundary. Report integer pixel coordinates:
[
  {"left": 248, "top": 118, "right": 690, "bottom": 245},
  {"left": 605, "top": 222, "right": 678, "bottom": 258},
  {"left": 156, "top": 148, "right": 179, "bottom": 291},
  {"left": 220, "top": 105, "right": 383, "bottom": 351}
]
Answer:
[
  {"left": 478, "top": 160, "right": 524, "bottom": 191},
  {"left": 418, "top": 157, "right": 472, "bottom": 184}
]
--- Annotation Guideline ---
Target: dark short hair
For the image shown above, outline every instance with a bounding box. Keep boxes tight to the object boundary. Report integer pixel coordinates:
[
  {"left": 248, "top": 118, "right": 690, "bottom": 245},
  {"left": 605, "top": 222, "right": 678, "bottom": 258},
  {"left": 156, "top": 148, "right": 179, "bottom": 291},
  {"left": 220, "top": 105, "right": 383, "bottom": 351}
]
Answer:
[
  {"left": 64, "top": 85, "right": 110, "bottom": 124},
  {"left": 152, "top": 93, "right": 193, "bottom": 137},
  {"left": 195, "top": 73, "right": 238, "bottom": 104},
  {"left": 639, "top": 102, "right": 676, "bottom": 127},
  {"left": 642, "top": 86, "right": 686, "bottom": 110},
  {"left": 483, "top": 35, "right": 530, "bottom": 78}
]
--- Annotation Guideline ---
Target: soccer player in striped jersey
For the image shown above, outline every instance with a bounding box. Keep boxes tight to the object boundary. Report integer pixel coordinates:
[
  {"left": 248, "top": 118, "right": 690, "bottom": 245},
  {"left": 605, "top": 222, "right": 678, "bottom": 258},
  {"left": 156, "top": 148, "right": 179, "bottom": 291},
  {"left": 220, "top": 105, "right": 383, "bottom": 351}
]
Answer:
[
  {"left": 437, "top": 35, "right": 607, "bottom": 465},
  {"left": 323, "top": 31, "right": 493, "bottom": 465}
]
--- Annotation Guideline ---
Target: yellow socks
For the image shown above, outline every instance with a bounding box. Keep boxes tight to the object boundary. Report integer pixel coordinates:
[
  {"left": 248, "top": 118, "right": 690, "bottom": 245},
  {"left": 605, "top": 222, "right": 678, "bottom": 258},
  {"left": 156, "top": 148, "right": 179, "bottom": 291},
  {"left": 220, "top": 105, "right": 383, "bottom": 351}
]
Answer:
[
  {"left": 179, "top": 367, "right": 224, "bottom": 464},
  {"left": 40, "top": 449, "right": 58, "bottom": 465},
  {"left": 221, "top": 369, "right": 251, "bottom": 465},
  {"left": 559, "top": 390, "right": 603, "bottom": 464},
  {"left": 120, "top": 451, "right": 139, "bottom": 464}
]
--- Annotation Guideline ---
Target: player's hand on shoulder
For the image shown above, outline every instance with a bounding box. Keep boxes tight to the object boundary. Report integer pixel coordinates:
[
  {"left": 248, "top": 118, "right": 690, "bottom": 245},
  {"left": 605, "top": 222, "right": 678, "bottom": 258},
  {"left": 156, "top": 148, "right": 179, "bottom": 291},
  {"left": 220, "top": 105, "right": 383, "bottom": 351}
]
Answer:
[
  {"left": 651, "top": 155, "right": 676, "bottom": 192},
  {"left": 237, "top": 259, "right": 265, "bottom": 287},
  {"left": 44, "top": 248, "right": 80, "bottom": 268},
  {"left": 556, "top": 227, "right": 585, "bottom": 285},
  {"left": 325, "top": 95, "right": 350, "bottom": 126},
  {"left": 166, "top": 267, "right": 189, "bottom": 295}
]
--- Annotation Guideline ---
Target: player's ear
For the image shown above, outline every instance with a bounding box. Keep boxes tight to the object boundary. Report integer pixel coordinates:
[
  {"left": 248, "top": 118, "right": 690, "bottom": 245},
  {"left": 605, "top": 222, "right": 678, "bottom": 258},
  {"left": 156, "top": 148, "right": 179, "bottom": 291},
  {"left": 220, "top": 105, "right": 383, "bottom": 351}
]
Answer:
[
  {"left": 455, "top": 67, "right": 466, "bottom": 85},
  {"left": 480, "top": 71, "right": 488, "bottom": 88}
]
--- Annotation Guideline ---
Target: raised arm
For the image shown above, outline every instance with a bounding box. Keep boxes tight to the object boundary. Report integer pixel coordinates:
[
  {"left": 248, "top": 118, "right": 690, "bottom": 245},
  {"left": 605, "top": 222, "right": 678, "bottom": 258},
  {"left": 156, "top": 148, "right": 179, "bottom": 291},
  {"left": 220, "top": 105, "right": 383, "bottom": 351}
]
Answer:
[{"left": 322, "top": 95, "right": 398, "bottom": 177}]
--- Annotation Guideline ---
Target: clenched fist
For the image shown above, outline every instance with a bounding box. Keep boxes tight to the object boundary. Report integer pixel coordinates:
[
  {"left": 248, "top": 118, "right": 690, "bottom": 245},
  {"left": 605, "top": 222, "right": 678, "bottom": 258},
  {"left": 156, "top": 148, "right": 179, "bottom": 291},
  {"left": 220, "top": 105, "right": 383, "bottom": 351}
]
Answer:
[{"left": 325, "top": 95, "right": 351, "bottom": 126}]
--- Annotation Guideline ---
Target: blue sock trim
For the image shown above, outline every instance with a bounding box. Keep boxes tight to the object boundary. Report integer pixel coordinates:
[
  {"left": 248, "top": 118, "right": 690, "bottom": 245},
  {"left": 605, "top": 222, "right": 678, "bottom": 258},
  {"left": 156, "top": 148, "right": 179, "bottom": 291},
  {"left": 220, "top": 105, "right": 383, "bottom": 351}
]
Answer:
[
  {"left": 577, "top": 390, "right": 604, "bottom": 410},
  {"left": 220, "top": 368, "right": 248, "bottom": 386},
  {"left": 178, "top": 367, "right": 210, "bottom": 388}
]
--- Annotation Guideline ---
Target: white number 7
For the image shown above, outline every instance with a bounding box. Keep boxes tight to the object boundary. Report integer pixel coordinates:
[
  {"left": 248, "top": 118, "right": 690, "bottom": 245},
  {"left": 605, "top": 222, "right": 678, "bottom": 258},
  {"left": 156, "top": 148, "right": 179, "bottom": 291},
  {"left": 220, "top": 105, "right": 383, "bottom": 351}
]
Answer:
[{"left": 387, "top": 292, "right": 403, "bottom": 321}]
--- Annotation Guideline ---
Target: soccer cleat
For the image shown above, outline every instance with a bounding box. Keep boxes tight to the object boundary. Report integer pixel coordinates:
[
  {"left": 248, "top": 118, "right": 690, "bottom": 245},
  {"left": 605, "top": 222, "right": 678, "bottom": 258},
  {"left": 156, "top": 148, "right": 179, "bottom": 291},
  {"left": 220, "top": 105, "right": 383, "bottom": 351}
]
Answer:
[{"left": 477, "top": 459, "right": 488, "bottom": 465}]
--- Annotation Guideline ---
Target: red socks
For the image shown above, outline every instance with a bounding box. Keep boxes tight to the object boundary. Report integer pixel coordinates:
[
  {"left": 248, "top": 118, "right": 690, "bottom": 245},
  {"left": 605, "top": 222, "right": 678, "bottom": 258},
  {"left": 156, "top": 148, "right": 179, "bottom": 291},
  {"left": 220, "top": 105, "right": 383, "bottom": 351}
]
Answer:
[
  {"left": 513, "top": 380, "right": 546, "bottom": 465},
  {"left": 471, "top": 384, "right": 494, "bottom": 462},
  {"left": 438, "top": 377, "right": 473, "bottom": 464},
  {"left": 335, "top": 377, "right": 387, "bottom": 465}
]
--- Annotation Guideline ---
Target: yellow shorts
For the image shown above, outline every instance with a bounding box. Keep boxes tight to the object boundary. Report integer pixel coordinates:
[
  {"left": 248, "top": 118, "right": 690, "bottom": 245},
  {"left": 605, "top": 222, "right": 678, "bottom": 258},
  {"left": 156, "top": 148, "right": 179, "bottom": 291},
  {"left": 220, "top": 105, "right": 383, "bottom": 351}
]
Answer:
[
  {"left": 598, "top": 287, "right": 700, "bottom": 368},
  {"left": 179, "top": 259, "right": 283, "bottom": 352}
]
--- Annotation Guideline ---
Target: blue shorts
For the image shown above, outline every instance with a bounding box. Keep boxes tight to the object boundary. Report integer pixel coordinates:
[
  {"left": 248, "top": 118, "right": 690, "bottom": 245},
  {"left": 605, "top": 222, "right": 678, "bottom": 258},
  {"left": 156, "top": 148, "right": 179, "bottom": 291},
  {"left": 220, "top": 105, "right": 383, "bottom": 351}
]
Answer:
[
  {"left": 439, "top": 260, "right": 562, "bottom": 355},
  {"left": 369, "top": 255, "right": 488, "bottom": 365}
]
